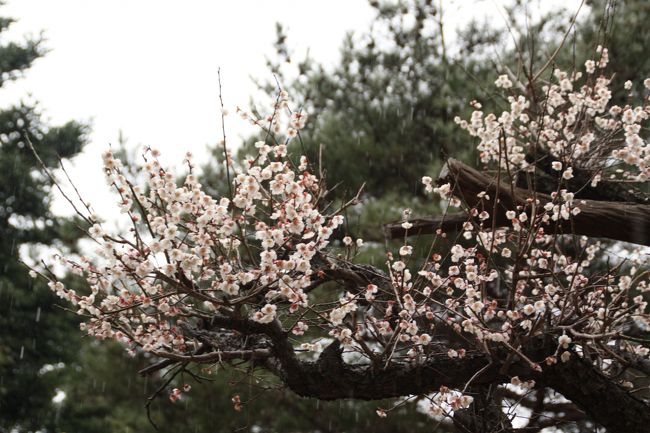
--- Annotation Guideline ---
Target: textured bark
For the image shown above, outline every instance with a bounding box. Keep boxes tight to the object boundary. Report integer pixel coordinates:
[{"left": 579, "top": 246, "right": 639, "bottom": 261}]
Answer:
[
  {"left": 137, "top": 311, "right": 650, "bottom": 433},
  {"left": 276, "top": 352, "right": 650, "bottom": 433},
  {"left": 386, "top": 159, "right": 650, "bottom": 246},
  {"left": 191, "top": 312, "right": 650, "bottom": 433},
  {"left": 205, "top": 315, "right": 501, "bottom": 400},
  {"left": 453, "top": 386, "right": 513, "bottom": 433},
  {"left": 523, "top": 150, "right": 649, "bottom": 204},
  {"left": 277, "top": 349, "right": 498, "bottom": 401},
  {"left": 540, "top": 356, "right": 650, "bottom": 433},
  {"left": 138, "top": 259, "right": 650, "bottom": 433}
]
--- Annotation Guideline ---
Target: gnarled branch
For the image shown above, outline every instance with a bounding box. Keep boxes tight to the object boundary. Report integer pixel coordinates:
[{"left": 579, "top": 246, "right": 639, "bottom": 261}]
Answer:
[{"left": 386, "top": 159, "right": 650, "bottom": 246}]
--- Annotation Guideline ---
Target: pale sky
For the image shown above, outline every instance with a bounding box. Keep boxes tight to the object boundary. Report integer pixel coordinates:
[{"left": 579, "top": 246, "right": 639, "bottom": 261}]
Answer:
[
  {"left": 2, "top": 0, "right": 582, "bottom": 223},
  {"left": 2, "top": 0, "right": 377, "bottom": 220}
]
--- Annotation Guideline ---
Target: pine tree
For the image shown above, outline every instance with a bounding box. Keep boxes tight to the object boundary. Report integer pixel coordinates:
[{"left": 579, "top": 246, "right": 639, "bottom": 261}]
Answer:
[{"left": 0, "top": 7, "right": 87, "bottom": 431}]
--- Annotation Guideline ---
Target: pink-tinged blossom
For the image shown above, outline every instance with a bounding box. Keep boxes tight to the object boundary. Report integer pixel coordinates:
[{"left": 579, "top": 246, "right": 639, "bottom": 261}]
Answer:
[{"left": 30, "top": 58, "right": 650, "bottom": 429}]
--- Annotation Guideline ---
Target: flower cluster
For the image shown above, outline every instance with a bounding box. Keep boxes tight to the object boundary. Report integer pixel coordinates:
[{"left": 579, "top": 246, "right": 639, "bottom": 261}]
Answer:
[
  {"left": 426, "top": 387, "right": 475, "bottom": 418},
  {"left": 37, "top": 94, "right": 350, "bottom": 359},
  {"left": 31, "top": 49, "right": 650, "bottom": 427},
  {"left": 457, "top": 46, "right": 650, "bottom": 182}
]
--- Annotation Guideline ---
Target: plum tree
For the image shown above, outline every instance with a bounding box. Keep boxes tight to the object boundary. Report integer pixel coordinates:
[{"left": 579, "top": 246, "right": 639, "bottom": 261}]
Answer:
[{"left": 31, "top": 47, "right": 650, "bottom": 433}]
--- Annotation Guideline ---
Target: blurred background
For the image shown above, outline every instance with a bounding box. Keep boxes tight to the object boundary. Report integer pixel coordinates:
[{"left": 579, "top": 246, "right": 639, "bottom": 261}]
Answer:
[{"left": 1, "top": 0, "right": 646, "bottom": 432}]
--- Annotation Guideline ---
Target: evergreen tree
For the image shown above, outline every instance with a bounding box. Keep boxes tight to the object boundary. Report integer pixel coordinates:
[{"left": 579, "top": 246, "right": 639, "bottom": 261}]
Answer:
[
  {"left": 280, "top": 2, "right": 499, "bottom": 183},
  {"left": 0, "top": 6, "right": 87, "bottom": 431},
  {"left": 579, "top": 0, "right": 650, "bottom": 100}
]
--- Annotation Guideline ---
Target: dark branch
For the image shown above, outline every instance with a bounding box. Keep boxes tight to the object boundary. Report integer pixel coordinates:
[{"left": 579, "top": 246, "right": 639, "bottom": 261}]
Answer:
[
  {"left": 138, "top": 269, "right": 650, "bottom": 433},
  {"left": 385, "top": 212, "right": 470, "bottom": 238},
  {"left": 540, "top": 355, "right": 650, "bottom": 433},
  {"left": 202, "top": 313, "right": 502, "bottom": 400},
  {"left": 386, "top": 159, "right": 650, "bottom": 246}
]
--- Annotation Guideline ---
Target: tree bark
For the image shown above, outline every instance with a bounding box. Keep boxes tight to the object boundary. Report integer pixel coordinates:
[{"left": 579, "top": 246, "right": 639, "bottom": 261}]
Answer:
[
  {"left": 386, "top": 159, "right": 650, "bottom": 246},
  {"left": 190, "top": 313, "right": 650, "bottom": 433},
  {"left": 522, "top": 150, "right": 649, "bottom": 204},
  {"left": 540, "top": 356, "right": 650, "bottom": 433},
  {"left": 139, "top": 260, "right": 650, "bottom": 433}
]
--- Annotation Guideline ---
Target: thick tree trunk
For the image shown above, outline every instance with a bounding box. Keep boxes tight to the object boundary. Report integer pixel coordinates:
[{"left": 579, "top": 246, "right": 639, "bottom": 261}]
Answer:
[
  {"left": 540, "top": 356, "right": 650, "bottom": 433},
  {"left": 386, "top": 159, "right": 650, "bottom": 246},
  {"left": 140, "top": 312, "right": 650, "bottom": 433},
  {"left": 195, "top": 315, "right": 650, "bottom": 433},
  {"left": 140, "top": 260, "right": 650, "bottom": 433}
]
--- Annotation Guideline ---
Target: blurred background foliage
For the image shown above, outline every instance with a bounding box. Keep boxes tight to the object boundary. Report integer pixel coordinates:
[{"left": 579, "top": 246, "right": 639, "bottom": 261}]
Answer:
[
  {"left": 0, "top": 4, "right": 88, "bottom": 430},
  {"left": 2, "top": 0, "right": 648, "bottom": 432}
]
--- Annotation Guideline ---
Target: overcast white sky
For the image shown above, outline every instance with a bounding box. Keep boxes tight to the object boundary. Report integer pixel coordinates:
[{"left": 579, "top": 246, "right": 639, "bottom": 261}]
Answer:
[
  {"left": 1, "top": 0, "right": 379, "bottom": 220},
  {"left": 2, "top": 0, "right": 581, "bottom": 223}
]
